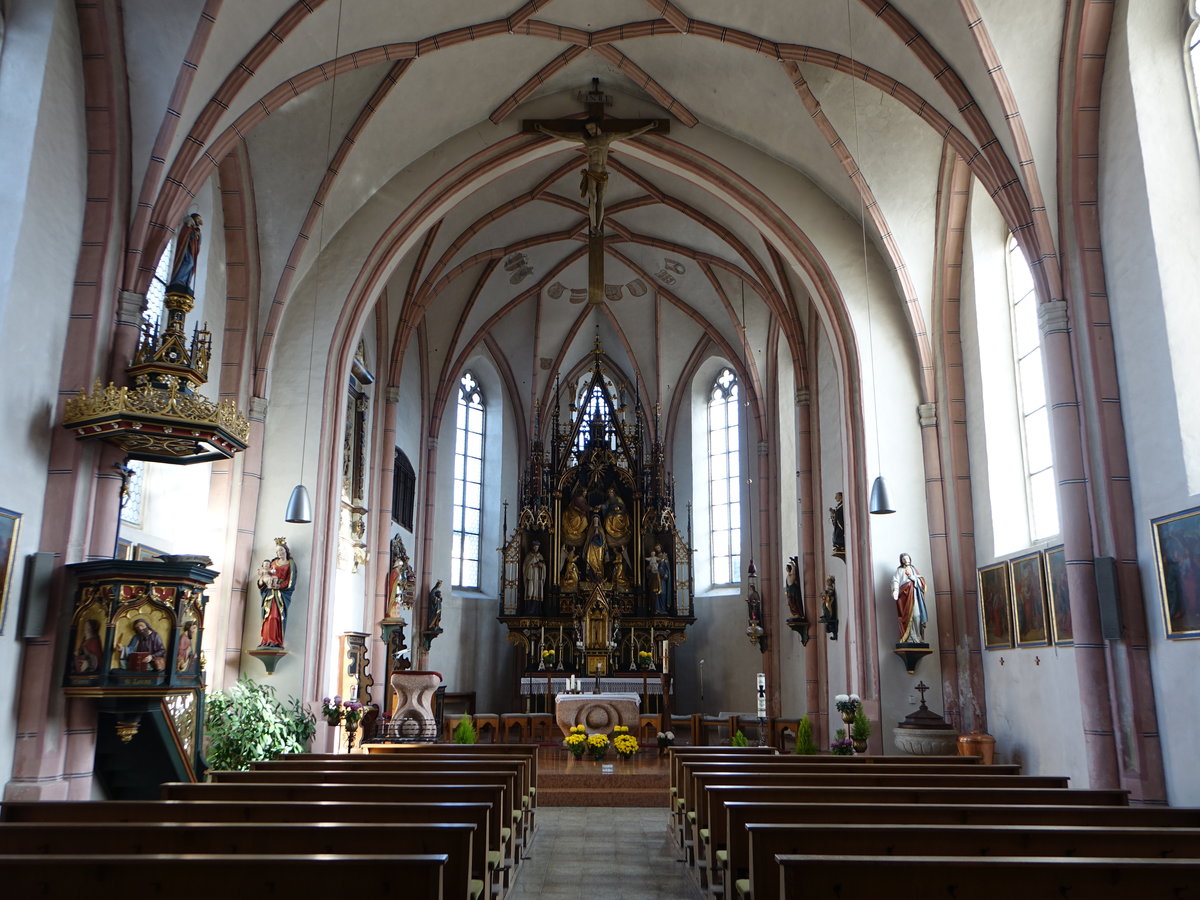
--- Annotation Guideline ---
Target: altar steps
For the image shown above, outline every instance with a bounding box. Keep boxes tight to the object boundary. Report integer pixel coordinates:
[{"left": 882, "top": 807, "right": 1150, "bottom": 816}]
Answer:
[{"left": 537, "top": 756, "right": 670, "bottom": 808}]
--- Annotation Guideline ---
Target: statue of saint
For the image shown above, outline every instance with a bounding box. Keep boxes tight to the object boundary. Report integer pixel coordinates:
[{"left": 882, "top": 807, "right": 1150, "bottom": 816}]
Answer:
[
  {"left": 820, "top": 575, "right": 839, "bottom": 640},
  {"left": 166, "top": 212, "right": 203, "bottom": 295},
  {"left": 610, "top": 547, "right": 632, "bottom": 592},
  {"left": 534, "top": 119, "right": 660, "bottom": 232},
  {"left": 893, "top": 553, "right": 928, "bottom": 643},
  {"left": 585, "top": 513, "right": 608, "bottom": 580},
  {"left": 829, "top": 492, "right": 845, "bottom": 560},
  {"left": 427, "top": 580, "right": 444, "bottom": 632},
  {"left": 524, "top": 541, "right": 546, "bottom": 606},
  {"left": 560, "top": 546, "right": 580, "bottom": 593},
  {"left": 785, "top": 556, "right": 803, "bottom": 619},
  {"left": 603, "top": 487, "right": 631, "bottom": 543},
  {"left": 562, "top": 487, "right": 589, "bottom": 544},
  {"left": 256, "top": 537, "right": 295, "bottom": 649},
  {"left": 646, "top": 544, "right": 671, "bottom": 614}
]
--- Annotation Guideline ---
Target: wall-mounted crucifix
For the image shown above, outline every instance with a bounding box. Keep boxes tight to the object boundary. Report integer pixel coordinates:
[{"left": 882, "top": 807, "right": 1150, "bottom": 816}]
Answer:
[{"left": 524, "top": 79, "right": 669, "bottom": 305}]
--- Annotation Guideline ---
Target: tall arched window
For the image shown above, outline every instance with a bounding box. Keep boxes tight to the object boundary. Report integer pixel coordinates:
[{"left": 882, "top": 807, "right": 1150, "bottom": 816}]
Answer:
[
  {"left": 1188, "top": 2, "right": 1200, "bottom": 139},
  {"left": 708, "top": 368, "right": 741, "bottom": 584},
  {"left": 573, "top": 376, "right": 616, "bottom": 453},
  {"left": 451, "top": 373, "right": 485, "bottom": 588},
  {"left": 1007, "top": 237, "right": 1059, "bottom": 540},
  {"left": 144, "top": 240, "right": 173, "bottom": 327}
]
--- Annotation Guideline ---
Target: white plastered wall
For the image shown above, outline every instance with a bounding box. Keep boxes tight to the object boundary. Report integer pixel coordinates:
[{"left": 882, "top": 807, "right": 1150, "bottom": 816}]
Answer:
[
  {"left": 1100, "top": 0, "right": 1200, "bottom": 804},
  {"left": 961, "top": 181, "right": 1087, "bottom": 782},
  {"left": 0, "top": 0, "right": 86, "bottom": 791}
]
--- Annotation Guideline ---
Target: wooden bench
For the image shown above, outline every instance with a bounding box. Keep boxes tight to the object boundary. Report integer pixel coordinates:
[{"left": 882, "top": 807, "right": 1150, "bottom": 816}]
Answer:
[
  {"left": 207, "top": 766, "right": 523, "bottom": 861},
  {"left": 0, "top": 853, "right": 448, "bottom": 899},
  {"left": 2, "top": 800, "right": 492, "bottom": 897},
  {"left": 722, "top": 800, "right": 1200, "bottom": 898},
  {"left": 161, "top": 781, "right": 512, "bottom": 892},
  {"left": 693, "top": 782, "right": 1128, "bottom": 891},
  {"left": 255, "top": 754, "right": 534, "bottom": 848},
  {"left": 776, "top": 854, "right": 1200, "bottom": 899},
  {"left": 686, "top": 768, "right": 1070, "bottom": 886},
  {"left": 0, "top": 821, "right": 478, "bottom": 900},
  {"left": 743, "top": 821, "right": 1200, "bottom": 900}
]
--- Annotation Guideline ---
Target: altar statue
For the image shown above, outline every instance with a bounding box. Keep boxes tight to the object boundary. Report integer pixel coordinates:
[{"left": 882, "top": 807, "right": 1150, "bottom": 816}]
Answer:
[
  {"left": 585, "top": 513, "right": 607, "bottom": 580},
  {"left": 561, "top": 546, "right": 580, "bottom": 592}
]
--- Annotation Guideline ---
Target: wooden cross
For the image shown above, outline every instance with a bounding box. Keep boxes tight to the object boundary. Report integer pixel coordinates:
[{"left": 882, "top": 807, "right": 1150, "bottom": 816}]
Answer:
[{"left": 524, "top": 80, "right": 669, "bottom": 304}]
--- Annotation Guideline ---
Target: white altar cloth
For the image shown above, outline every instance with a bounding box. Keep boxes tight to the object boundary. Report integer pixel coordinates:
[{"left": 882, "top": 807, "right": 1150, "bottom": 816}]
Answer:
[{"left": 555, "top": 691, "right": 641, "bottom": 736}]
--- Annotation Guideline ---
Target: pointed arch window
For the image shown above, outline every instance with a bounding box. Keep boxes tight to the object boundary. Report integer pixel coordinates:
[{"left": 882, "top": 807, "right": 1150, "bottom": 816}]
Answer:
[
  {"left": 708, "top": 368, "right": 741, "bottom": 584},
  {"left": 574, "top": 377, "right": 616, "bottom": 453},
  {"left": 1188, "top": 2, "right": 1200, "bottom": 138},
  {"left": 1007, "top": 237, "right": 1059, "bottom": 540},
  {"left": 451, "top": 373, "right": 485, "bottom": 588},
  {"left": 143, "top": 240, "right": 173, "bottom": 327}
]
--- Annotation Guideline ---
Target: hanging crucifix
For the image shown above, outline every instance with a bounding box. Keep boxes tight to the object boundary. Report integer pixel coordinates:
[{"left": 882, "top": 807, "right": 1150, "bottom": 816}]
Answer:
[{"left": 524, "top": 80, "right": 669, "bottom": 304}]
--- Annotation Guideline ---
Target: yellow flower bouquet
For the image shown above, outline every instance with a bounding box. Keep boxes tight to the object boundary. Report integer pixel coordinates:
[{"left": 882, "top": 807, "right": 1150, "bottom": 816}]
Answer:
[
  {"left": 586, "top": 731, "right": 609, "bottom": 761},
  {"left": 613, "top": 733, "right": 639, "bottom": 759},
  {"left": 564, "top": 724, "right": 587, "bottom": 759}
]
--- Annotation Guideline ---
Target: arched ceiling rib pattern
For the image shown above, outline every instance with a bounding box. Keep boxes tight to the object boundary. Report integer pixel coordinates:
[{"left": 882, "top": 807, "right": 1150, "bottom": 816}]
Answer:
[{"left": 122, "top": 0, "right": 1064, "bottom": 432}]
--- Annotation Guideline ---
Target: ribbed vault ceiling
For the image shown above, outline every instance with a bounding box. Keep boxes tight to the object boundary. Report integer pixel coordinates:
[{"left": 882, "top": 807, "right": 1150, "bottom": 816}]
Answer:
[{"left": 121, "top": 0, "right": 1064, "bottom": 433}]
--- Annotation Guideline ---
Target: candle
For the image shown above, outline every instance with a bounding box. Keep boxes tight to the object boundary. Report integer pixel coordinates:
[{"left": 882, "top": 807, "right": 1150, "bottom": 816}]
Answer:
[
  {"left": 756, "top": 672, "right": 767, "bottom": 717},
  {"left": 540, "top": 626, "right": 544, "bottom": 645}
]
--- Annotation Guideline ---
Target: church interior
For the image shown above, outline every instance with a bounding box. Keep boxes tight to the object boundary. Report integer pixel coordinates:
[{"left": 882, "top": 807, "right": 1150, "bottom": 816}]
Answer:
[{"left": 4, "top": 2, "right": 1200, "bottom": 866}]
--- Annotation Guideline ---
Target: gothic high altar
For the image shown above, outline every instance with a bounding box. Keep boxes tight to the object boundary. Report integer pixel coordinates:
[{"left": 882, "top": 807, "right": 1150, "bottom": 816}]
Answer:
[{"left": 498, "top": 343, "right": 695, "bottom": 715}]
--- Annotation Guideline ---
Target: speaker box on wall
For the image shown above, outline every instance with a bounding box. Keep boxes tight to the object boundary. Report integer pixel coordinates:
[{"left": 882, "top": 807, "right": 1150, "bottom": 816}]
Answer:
[
  {"left": 1095, "top": 556, "right": 1122, "bottom": 641},
  {"left": 20, "top": 551, "right": 56, "bottom": 639}
]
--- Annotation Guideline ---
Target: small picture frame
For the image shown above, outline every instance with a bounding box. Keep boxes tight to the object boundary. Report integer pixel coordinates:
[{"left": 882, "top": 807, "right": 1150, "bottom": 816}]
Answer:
[
  {"left": 978, "top": 562, "right": 1013, "bottom": 650},
  {"left": 1010, "top": 551, "right": 1050, "bottom": 647},
  {"left": 1045, "top": 545, "right": 1072, "bottom": 645},
  {"left": 0, "top": 507, "right": 22, "bottom": 634},
  {"left": 1152, "top": 506, "right": 1200, "bottom": 639}
]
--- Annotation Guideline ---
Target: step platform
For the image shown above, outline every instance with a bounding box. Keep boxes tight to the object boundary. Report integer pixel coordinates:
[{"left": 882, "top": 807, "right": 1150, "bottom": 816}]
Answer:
[{"left": 537, "top": 752, "right": 669, "bottom": 807}]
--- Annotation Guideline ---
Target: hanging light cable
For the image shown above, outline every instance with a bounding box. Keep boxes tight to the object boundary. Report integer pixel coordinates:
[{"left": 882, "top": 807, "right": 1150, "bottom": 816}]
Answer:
[
  {"left": 286, "top": 0, "right": 345, "bottom": 523},
  {"left": 845, "top": 0, "right": 894, "bottom": 515}
]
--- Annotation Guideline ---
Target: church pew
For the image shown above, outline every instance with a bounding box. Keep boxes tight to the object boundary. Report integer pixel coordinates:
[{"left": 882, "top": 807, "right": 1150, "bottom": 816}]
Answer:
[
  {"left": 358, "top": 742, "right": 541, "bottom": 836},
  {"left": 775, "top": 854, "right": 1200, "bottom": 900},
  {"left": 742, "top": 822, "right": 1200, "bottom": 900},
  {"left": 0, "top": 821, "right": 477, "bottom": 900},
  {"left": 0, "top": 854, "right": 448, "bottom": 899},
  {"left": 722, "top": 801, "right": 1200, "bottom": 898},
  {"left": 259, "top": 753, "right": 534, "bottom": 843},
  {"left": 161, "top": 781, "right": 512, "bottom": 890},
  {"left": 685, "top": 768, "right": 1069, "bottom": 874},
  {"left": 206, "top": 766, "right": 522, "bottom": 858},
  {"left": 2, "top": 799, "right": 492, "bottom": 892},
  {"left": 693, "top": 781, "right": 1127, "bottom": 891},
  {"left": 668, "top": 748, "right": 780, "bottom": 850}
]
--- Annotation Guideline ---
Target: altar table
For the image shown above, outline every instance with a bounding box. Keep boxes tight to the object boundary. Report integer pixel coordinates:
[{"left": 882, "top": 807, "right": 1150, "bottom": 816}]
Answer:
[{"left": 554, "top": 691, "right": 641, "bottom": 736}]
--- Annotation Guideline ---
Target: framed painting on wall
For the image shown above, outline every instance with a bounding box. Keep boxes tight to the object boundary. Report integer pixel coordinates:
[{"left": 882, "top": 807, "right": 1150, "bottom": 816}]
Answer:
[
  {"left": 1152, "top": 506, "right": 1200, "bottom": 639},
  {"left": 1010, "top": 551, "right": 1050, "bottom": 647},
  {"left": 978, "top": 562, "right": 1012, "bottom": 650},
  {"left": 0, "top": 507, "right": 21, "bottom": 634},
  {"left": 1045, "top": 545, "right": 1072, "bottom": 645}
]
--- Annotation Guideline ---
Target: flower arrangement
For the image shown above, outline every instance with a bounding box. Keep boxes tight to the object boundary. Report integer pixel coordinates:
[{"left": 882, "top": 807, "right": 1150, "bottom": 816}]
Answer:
[
  {"left": 830, "top": 727, "right": 854, "bottom": 756},
  {"left": 586, "top": 732, "right": 610, "bottom": 761},
  {"left": 321, "top": 696, "right": 364, "bottom": 728},
  {"left": 541, "top": 648, "right": 555, "bottom": 662},
  {"left": 638, "top": 650, "right": 654, "bottom": 668},
  {"left": 564, "top": 724, "right": 587, "bottom": 759},
  {"left": 612, "top": 726, "right": 639, "bottom": 759},
  {"left": 834, "top": 693, "right": 861, "bottom": 715}
]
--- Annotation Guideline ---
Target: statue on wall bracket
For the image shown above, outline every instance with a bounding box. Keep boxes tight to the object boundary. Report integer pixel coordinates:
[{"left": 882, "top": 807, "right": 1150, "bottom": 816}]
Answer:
[
  {"left": 784, "top": 556, "right": 810, "bottom": 645},
  {"left": 892, "top": 551, "right": 931, "bottom": 673}
]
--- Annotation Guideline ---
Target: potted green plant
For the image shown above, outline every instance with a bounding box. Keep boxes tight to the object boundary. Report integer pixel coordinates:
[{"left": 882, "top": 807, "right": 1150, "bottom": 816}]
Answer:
[
  {"left": 850, "top": 709, "right": 872, "bottom": 753},
  {"left": 793, "top": 715, "right": 819, "bottom": 755},
  {"left": 452, "top": 715, "right": 478, "bottom": 744},
  {"left": 204, "top": 677, "right": 315, "bottom": 771},
  {"left": 731, "top": 729, "right": 749, "bottom": 747}
]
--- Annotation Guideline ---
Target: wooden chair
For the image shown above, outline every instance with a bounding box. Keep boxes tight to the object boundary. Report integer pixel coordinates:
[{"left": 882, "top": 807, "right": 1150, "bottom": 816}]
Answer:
[
  {"left": 471, "top": 714, "right": 499, "bottom": 744},
  {"left": 500, "top": 713, "right": 530, "bottom": 744}
]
